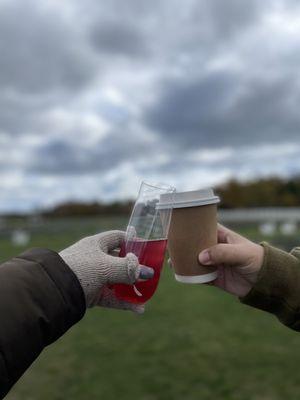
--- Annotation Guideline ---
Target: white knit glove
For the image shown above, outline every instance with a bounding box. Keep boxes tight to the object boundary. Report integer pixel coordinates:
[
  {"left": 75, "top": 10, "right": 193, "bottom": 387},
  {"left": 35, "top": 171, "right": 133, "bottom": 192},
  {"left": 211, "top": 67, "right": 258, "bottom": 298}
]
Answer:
[{"left": 59, "top": 230, "right": 154, "bottom": 312}]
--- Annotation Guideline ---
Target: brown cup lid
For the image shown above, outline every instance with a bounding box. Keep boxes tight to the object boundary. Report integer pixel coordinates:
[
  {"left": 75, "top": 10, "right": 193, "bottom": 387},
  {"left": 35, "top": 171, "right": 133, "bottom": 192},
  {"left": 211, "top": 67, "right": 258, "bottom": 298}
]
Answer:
[{"left": 157, "top": 188, "right": 220, "bottom": 210}]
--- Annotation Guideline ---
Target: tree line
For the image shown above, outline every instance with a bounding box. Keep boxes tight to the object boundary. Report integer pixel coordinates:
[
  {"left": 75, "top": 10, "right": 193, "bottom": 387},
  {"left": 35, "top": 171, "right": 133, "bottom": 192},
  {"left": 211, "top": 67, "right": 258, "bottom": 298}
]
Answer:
[
  {"left": 43, "top": 201, "right": 134, "bottom": 217},
  {"left": 41, "top": 177, "right": 300, "bottom": 217},
  {"left": 217, "top": 177, "right": 300, "bottom": 208}
]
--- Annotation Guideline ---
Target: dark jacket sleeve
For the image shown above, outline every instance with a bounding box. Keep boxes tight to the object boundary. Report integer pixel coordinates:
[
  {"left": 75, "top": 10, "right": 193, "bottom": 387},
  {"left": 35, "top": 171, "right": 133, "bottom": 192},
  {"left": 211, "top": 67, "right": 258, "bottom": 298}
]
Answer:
[
  {"left": 0, "top": 248, "right": 86, "bottom": 398},
  {"left": 240, "top": 243, "right": 300, "bottom": 331}
]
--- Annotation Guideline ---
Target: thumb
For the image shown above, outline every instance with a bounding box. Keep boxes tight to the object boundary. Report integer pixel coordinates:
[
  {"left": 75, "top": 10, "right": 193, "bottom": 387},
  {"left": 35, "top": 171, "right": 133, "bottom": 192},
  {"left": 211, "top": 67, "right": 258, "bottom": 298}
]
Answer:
[
  {"left": 103, "top": 252, "right": 154, "bottom": 285},
  {"left": 199, "top": 243, "right": 249, "bottom": 267}
]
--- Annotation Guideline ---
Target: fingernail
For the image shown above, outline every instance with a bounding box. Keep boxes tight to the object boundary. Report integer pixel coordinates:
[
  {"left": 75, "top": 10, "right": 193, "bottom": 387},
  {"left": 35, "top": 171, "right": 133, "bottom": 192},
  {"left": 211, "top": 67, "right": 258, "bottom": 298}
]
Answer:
[
  {"left": 199, "top": 250, "right": 211, "bottom": 265},
  {"left": 139, "top": 266, "right": 154, "bottom": 280}
]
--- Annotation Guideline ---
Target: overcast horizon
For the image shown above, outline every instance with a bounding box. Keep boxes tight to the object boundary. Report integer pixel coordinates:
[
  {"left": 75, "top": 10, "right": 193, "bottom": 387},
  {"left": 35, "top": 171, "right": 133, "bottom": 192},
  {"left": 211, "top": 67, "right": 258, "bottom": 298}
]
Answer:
[{"left": 1, "top": 0, "right": 300, "bottom": 213}]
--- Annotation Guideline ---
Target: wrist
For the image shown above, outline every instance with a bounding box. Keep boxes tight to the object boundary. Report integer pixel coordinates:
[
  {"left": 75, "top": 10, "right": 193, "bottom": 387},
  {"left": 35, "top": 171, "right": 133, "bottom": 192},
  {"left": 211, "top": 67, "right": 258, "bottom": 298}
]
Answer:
[
  {"left": 240, "top": 243, "right": 300, "bottom": 318},
  {"left": 250, "top": 242, "right": 265, "bottom": 283}
]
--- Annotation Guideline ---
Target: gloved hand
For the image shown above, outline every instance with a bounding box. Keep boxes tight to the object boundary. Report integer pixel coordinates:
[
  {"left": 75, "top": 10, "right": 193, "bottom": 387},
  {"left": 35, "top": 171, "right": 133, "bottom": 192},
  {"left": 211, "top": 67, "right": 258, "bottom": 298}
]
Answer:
[{"left": 59, "top": 230, "right": 154, "bottom": 311}]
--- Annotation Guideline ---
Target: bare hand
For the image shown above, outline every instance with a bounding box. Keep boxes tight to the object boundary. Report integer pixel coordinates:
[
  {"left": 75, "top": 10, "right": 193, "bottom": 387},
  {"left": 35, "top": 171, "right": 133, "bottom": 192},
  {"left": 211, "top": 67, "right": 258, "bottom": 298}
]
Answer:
[{"left": 198, "top": 225, "right": 264, "bottom": 297}]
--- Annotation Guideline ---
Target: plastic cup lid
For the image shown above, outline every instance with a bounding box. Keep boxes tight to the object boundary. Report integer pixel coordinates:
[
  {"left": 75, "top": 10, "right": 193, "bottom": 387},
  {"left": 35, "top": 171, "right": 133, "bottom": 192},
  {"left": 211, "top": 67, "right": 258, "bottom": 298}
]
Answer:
[{"left": 156, "top": 188, "right": 220, "bottom": 209}]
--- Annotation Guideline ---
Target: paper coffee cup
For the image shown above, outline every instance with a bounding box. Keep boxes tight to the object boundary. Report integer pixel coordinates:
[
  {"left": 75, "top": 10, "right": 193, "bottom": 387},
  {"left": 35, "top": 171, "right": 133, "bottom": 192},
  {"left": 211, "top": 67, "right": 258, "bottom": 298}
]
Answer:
[{"left": 157, "top": 188, "right": 220, "bottom": 284}]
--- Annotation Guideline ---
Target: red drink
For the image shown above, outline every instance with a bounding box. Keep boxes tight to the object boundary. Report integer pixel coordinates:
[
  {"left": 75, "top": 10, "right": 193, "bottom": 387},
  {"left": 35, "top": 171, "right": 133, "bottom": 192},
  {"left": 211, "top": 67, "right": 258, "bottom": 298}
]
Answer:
[{"left": 113, "top": 238, "right": 167, "bottom": 304}]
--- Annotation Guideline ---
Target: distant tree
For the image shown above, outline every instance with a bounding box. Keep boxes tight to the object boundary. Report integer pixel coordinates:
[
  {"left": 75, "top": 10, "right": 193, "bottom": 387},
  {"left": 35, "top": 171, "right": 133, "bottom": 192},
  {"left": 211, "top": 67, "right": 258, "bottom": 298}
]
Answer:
[
  {"left": 216, "top": 177, "right": 300, "bottom": 208},
  {"left": 43, "top": 201, "right": 134, "bottom": 217}
]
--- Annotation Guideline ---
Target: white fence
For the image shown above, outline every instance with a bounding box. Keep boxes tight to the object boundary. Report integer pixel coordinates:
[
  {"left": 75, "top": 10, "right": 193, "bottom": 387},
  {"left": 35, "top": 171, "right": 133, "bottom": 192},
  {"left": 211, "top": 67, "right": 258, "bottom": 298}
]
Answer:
[{"left": 219, "top": 208, "right": 300, "bottom": 223}]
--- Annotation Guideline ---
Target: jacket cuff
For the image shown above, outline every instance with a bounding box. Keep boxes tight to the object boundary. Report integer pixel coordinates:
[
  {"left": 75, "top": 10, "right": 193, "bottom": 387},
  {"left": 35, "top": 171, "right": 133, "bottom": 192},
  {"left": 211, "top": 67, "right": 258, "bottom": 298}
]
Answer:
[{"left": 240, "top": 243, "right": 300, "bottom": 330}]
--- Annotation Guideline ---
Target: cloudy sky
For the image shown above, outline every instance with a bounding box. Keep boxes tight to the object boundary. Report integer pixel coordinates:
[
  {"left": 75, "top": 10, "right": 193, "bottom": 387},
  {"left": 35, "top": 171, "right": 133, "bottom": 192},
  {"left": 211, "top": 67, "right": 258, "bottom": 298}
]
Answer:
[{"left": 1, "top": 0, "right": 300, "bottom": 213}]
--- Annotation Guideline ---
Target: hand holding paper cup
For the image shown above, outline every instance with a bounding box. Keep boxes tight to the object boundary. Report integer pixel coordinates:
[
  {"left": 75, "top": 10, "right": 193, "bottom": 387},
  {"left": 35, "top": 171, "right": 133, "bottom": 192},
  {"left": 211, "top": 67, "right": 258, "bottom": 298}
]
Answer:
[{"left": 157, "top": 189, "right": 220, "bottom": 284}]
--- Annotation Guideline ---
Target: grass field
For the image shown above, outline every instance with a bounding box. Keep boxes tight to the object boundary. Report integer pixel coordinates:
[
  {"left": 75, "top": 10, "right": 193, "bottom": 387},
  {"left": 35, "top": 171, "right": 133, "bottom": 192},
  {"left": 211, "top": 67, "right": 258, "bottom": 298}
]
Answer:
[{"left": 2, "top": 217, "right": 300, "bottom": 400}]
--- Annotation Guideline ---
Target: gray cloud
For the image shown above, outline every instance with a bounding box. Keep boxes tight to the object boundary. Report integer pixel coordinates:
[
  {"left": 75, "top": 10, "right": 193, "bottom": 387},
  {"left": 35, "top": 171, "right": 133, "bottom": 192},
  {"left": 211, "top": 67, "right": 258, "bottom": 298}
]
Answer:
[
  {"left": 0, "top": 0, "right": 98, "bottom": 138},
  {"left": 26, "top": 125, "right": 155, "bottom": 175},
  {"left": 90, "top": 22, "right": 149, "bottom": 57},
  {"left": 145, "top": 72, "right": 300, "bottom": 148},
  {"left": 145, "top": 71, "right": 238, "bottom": 145},
  {"left": 0, "top": 1, "right": 95, "bottom": 95},
  {"left": 1, "top": 0, "right": 300, "bottom": 212},
  {"left": 195, "top": 0, "right": 265, "bottom": 39}
]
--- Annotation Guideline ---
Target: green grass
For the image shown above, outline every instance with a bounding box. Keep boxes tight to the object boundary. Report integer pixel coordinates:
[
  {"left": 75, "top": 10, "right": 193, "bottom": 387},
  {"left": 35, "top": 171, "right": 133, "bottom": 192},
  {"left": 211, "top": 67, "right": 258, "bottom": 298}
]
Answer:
[{"left": 2, "top": 219, "right": 300, "bottom": 399}]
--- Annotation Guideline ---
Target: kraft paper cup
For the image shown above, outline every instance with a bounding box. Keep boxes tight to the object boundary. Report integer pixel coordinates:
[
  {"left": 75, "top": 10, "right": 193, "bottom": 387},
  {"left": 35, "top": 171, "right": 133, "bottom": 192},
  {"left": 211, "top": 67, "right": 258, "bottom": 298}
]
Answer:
[{"left": 157, "top": 188, "right": 220, "bottom": 284}]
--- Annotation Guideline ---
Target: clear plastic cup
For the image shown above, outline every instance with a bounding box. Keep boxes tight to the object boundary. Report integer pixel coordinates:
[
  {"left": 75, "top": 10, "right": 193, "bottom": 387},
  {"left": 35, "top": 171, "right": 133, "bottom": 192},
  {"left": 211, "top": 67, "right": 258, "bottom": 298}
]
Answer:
[{"left": 113, "top": 181, "right": 175, "bottom": 304}]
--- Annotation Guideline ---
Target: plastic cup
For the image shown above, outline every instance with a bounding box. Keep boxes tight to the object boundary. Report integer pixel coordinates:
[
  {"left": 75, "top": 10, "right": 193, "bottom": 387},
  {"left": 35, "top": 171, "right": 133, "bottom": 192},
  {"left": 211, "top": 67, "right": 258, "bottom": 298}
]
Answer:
[{"left": 113, "top": 181, "right": 175, "bottom": 303}]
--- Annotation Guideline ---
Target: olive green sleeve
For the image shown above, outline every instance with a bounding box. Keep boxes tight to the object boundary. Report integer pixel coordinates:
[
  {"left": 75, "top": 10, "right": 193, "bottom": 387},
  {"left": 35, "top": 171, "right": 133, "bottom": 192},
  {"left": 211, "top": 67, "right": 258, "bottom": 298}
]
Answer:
[{"left": 240, "top": 243, "right": 300, "bottom": 331}]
